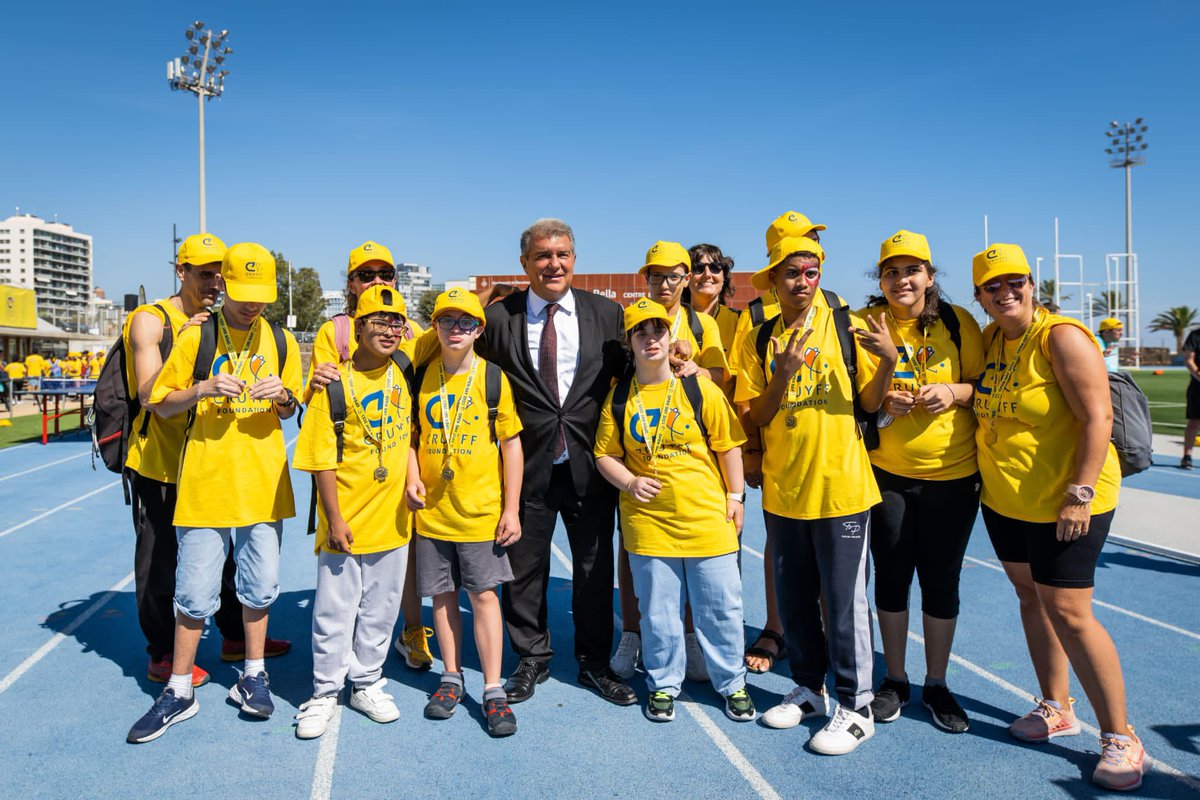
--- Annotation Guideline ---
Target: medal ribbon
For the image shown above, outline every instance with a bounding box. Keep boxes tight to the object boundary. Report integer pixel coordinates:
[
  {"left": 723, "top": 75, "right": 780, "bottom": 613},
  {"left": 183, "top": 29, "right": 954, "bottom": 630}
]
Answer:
[
  {"left": 217, "top": 312, "right": 259, "bottom": 381},
  {"left": 669, "top": 308, "right": 684, "bottom": 343},
  {"left": 437, "top": 356, "right": 478, "bottom": 474},
  {"left": 885, "top": 308, "right": 929, "bottom": 387},
  {"left": 631, "top": 375, "right": 678, "bottom": 480},
  {"left": 984, "top": 310, "right": 1043, "bottom": 432},
  {"left": 347, "top": 364, "right": 395, "bottom": 475}
]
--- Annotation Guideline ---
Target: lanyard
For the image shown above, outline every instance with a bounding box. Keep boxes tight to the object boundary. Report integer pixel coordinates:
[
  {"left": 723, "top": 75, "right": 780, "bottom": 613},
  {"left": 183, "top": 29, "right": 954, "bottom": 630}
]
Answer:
[
  {"left": 669, "top": 308, "right": 684, "bottom": 343},
  {"left": 985, "top": 310, "right": 1043, "bottom": 427},
  {"left": 347, "top": 363, "right": 395, "bottom": 447},
  {"left": 630, "top": 375, "right": 678, "bottom": 480},
  {"left": 437, "top": 356, "right": 477, "bottom": 477},
  {"left": 217, "top": 312, "right": 258, "bottom": 381},
  {"left": 885, "top": 308, "right": 929, "bottom": 386}
]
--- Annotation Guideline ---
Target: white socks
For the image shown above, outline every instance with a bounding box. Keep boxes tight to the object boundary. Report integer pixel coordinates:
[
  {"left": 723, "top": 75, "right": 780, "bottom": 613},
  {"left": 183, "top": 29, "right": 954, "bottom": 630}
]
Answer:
[
  {"left": 243, "top": 658, "right": 265, "bottom": 677},
  {"left": 167, "top": 673, "right": 193, "bottom": 699}
]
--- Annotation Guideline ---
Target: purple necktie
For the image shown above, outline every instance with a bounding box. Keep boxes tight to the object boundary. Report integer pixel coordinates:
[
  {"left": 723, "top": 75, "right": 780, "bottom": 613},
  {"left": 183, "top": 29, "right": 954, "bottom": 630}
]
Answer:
[{"left": 539, "top": 303, "right": 567, "bottom": 455}]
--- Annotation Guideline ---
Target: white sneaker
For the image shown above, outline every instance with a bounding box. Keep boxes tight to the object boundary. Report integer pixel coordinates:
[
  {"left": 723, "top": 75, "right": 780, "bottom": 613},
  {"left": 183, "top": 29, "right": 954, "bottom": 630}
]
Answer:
[
  {"left": 610, "top": 631, "right": 641, "bottom": 679},
  {"left": 762, "top": 685, "right": 829, "bottom": 729},
  {"left": 809, "top": 704, "right": 875, "bottom": 755},
  {"left": 350, "top": 678, "right": 400, "bottom": 723},
  {"left": 685, "top": 632, "right": 709, "bottom": 682},
  {"left": 295, "top": 695, "right": 337, "bottom": 739}
]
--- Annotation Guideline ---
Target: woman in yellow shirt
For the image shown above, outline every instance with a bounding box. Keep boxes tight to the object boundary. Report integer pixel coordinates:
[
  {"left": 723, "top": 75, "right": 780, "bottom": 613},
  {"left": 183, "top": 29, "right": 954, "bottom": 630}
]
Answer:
[
  {"left": 856, "top": 230, "right": 985, "bottom": 735},
  {"left": 595, "top": 299, "right": 753, "bottom": 724},
  {"left": 971, "top": 244, "right": 1144, "bottom": 792},
  {"left": 683, "top": 243, "right": 741, "bottom": 365}
]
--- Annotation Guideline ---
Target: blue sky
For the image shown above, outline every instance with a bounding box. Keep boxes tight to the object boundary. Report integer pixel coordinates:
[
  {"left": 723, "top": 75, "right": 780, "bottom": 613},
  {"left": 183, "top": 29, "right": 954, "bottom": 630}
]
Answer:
[{"left": 2, "top": 1, "right": 1196, "bottom": 344}]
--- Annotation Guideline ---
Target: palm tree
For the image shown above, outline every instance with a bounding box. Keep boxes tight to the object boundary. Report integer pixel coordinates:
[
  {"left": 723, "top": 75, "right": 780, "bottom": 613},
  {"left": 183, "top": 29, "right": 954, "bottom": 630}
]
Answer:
[
  {"left": 1090, "top": 290, "right": 1120, "bottom": 319},
  {"left": 1148, "top": 306, "right": 1199, "bottom": 353},
  {"left": 1037, "top": 279, "right": 1069, "bottom": 306}
]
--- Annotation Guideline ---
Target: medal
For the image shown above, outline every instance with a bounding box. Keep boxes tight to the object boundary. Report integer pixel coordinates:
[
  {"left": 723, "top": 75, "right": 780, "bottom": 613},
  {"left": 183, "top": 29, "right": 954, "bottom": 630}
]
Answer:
[
  {"left": 630, "top": 375, "right": 679, "bottom": 483},
  {"left": 785, "top": 414, "right": 797, "bottom": 429},
  {"left": 442, "top": 467, "right": 455, "bottom": 482},
  {"left": 374, "top": 466, "right": 389, "bottom": 482},
  {"left": 437, "top": 357, "right": 478, "bottom": 486},
  {"left": 347, "top": 363, "right": 398, "bottom": 482}
]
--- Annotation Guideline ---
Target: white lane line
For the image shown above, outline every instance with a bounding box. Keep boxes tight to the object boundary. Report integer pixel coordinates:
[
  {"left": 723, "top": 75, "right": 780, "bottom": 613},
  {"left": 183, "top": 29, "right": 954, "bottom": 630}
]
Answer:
[
  {"left": 0, "top": 443, "right": 36, "bottom": 455},
  {"left": 0, "top": 451, "right": 89, "bottom": 482},
  {"left": 0, "top": 480, "right": 120, "bottom": 540},
  {"left": 962, "top": 556, "right": 1200, "bottom": 641},
  {"left": 907, "top": 629, "right": 1200, "bottom": 793},
  {"left": 0, "top": 571, "right": 134, "bottom": 695},
  {"left": 550, "top": 541, "right": 782, "bottom": 800},
  {"left": 1147, "top": 466, "right": 1200, "bottom": 480},
  {"left": 309, "top": 701, "right": 344, "bottom": 800},
  {"left": 742, "top": 543, "right": 764, "bottom": 560}
]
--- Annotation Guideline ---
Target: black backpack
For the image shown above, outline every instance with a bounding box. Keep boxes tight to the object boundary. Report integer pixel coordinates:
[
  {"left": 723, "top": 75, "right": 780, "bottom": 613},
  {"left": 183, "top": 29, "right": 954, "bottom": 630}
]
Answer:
[
  {"left": 610, "top": 369, "right": 709, "bottom": 450},
  {"left": 754, "top": 289, "right": 879, "bottom": 450},
  {"left": 88, "top": 303, "right": 174, "bottom": 501},
  {"left": 747, "top": 297, "right": 766, "bottom": 327}
]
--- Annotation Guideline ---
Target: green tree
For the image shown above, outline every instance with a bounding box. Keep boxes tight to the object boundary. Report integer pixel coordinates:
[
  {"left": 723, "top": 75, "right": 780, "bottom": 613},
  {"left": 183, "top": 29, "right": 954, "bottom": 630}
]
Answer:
[
  {"left": 263, "top": 251, "right": 326, "bottom": 332},
  {"left": 414, "top": 288, "right": 438, "bottom": 325},
  {"left": 1089, "top": 290, "right": 1119, "bottom": 319},
  {"left": 1038, "top": 279, "right": 1069, "bottom": 306},
  {"left": 1148, "top": 306, "right": 1199, "bottom": 353}
]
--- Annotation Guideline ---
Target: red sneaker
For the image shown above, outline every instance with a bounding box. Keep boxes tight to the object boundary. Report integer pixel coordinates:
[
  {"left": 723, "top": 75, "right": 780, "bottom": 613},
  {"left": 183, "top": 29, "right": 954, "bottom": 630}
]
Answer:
[
  {"left": 220, "top": 637, "right": 292, "bottom": 662},
  {"left": 147, "top": 655, "right": 210, "bottom": 688}
]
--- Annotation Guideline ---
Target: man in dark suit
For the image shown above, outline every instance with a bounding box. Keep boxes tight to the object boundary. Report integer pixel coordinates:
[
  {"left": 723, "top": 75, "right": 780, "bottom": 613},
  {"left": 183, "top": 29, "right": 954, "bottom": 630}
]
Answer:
[{"left": 478, "top": 218, "right": 636, "bottom": 706}]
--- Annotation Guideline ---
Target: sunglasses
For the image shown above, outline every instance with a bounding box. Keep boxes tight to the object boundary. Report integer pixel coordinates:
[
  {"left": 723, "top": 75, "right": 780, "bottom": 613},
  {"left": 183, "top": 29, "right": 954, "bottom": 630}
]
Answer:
[
  {"left": 353, "top": 269, "right": 396, "bottom": 283},
  {"left": 691, "top": 262, "right": 723, "bottom": 276},
  {"left": 981, "top": 275, "right": 1030, "bottom": 294},
  {"left": 647, "top": 273, "right": 686, "bottom": 287},
  {"left": 435, "top": 316, "right": 480, "bottom": 332},
  {"left": 365, "top": 317, "right": 409, "bottom": 334}
]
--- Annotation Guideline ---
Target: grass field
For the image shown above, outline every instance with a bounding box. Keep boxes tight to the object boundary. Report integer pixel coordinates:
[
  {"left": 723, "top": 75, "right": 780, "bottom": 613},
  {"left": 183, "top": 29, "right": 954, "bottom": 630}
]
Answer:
[
  {"left": 0, "top": 409, "right": 84, "bottom": 449},
  {"left": 1128, "top": 368, "right": 1194, "bottom": 435}
]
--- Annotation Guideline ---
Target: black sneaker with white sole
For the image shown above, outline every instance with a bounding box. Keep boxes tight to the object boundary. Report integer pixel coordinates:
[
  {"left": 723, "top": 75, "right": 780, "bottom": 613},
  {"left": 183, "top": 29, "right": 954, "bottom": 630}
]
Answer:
[
  {"left": 870, "top": 677, "right": 910, "bottom": 723},
  {"left": 645, "top": 691, "right": 675, "bottom": 722},
  {"left": 127, "top": 688, "right": 199, "bottom": 743},
  {"left": 922, "top": 684, "right": 969, "bottom": 733}
]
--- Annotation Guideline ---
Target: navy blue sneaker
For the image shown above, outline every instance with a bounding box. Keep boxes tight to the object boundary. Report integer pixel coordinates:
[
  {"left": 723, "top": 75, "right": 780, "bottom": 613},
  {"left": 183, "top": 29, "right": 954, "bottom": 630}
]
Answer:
[
  {"left": 127, "top": 688, "right": 199, "bottom": 743},
  {"left": 228, "top": 672, "right": 274, "bottom": 718}
]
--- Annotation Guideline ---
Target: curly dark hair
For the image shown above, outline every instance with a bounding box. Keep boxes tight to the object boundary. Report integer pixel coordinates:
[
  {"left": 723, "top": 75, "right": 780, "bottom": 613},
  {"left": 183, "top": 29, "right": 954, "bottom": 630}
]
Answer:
[
  {"left": 682, "top": 243, "right": 735, "bottom": 307},
  {"left": 865, "top": 258, "right": 948, "bottom": 329}
]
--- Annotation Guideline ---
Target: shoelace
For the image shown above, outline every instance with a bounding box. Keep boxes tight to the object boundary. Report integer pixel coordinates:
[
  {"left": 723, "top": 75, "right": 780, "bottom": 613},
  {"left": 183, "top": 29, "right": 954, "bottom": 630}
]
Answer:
[
  {"left": 1029, "top": 699, "right": 1061, "bottom": 721},
  {"left": 486, "top": 700, "right": 513, "bottom": 718},
  {"left": 432, "top": 685, "right": 460, "bottom": 702},
  {"left": 151, "top": 690, "right": 185, "bottom": 715},
  {"left": 826, "top": 706, "right": 856, "bottom": 732},
  {"left": 1098, "top": 737, "right": 1134, "bottom": 766}
]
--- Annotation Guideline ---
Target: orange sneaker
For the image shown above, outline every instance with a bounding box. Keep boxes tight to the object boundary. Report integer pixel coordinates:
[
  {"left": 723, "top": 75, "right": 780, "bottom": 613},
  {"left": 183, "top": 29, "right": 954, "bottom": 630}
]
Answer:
[
  {"left": 1009, "top": 698, "right": 1082, "bottom": 742},
  {"left": 1093, "top": 728, "right": 1148, "bottom": 792},
  {"left": 146, "top": 655, "right": 210, "bottom": 688},
  {"left": 221, "top": 637, "right": 292, "bottom": 662}
]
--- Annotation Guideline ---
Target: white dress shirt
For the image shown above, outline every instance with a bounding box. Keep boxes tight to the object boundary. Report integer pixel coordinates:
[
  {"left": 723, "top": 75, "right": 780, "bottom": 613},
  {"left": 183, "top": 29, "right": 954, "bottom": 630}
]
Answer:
[{"left": 527, "top": 289, "right": 579, "bottom": 462}]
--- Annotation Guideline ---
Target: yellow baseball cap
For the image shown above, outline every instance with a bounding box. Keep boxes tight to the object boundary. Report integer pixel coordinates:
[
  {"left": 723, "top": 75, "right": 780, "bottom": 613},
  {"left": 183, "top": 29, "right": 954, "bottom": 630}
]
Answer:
[
  {"left": 623, "top": 298, "right": 671, "bottom": 332},
  {"left": 972, "top": 243, "right": 1031, "bottom": 287},
  {"left": 347, "top": 241, "right": 395, "bottom": 275},
  {"left": 765, "top": 211, "right": 826, "bottom": 255},
  {"left": 878, "top": 230, "right": 931, "bottom": 266},
  {"left": 432, "top": 287, "right": 486, "bottom": 326},
  {"left": 751, "top": 237, "right": 826, "bottom": 291},
  {"left": 1099, "top": 317, "right": 1123, "bottom": 332},
  {"left": 354, "top": 284, "right": 408, "bottom": 319},
  {"left": 177, "top": 233, "right": 227, "bottom": 266},
  {"left": 639, "top": 241, "right": 691, "bottom": 277},
  {"left": 222, "top": 243, "right": 277, "bottom": 304}
]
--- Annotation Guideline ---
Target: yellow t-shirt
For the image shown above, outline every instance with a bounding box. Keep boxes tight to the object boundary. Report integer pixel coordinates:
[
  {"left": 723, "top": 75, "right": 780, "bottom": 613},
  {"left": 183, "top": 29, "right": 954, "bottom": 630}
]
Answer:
[
  {"left": 733, "top": 293, "right": 881, "bottom": 520},
  {"left": 595, "top": 376, "right": 746, "bottom": 557},
  {"left": 24, "top": 354, "right": 45, "bottom": 377},
  {"left": 306, "top": 316, "right": 436, "bottom": 392},
  {"left": 700, "top": 304, "right": 741, "bottom": 364},
  {"left": 293, "top": 360, "right": 413, "bottom": 555},
  {"left": 4, "top": 362, "right": 26, "bottom": 380},
  {"left": 63, "top": 358, "right": 82, "bottom": 378},
  {"left": 150, "top": 314, "right": 302, "bottom": 527},
  {"left": 856, "top": 304, "right": 986, "bottom": 480},
  {"left": 974, "top": 314, "right": 1121, "bottom": 523},
  {"left": 413, "top": 357, "right": 523, "bottom": 543},
  {"left": 125, "top": 301, "right": 191, "bottom": 483},
  {"left": 670, "top": 306, "right": 727, "bottom": 373},
  {"left": 729, "top": 293, "right": 781, "bottom": 375}
]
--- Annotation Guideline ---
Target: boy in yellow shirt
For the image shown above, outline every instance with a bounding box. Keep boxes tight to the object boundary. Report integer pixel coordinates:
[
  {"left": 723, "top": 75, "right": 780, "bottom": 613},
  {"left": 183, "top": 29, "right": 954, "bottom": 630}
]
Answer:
[
  {"left": 292, "top": 285, "right": 415, "bottom": 739},
  {"left": 128, "top": 243, "right": 301, "bottom": 743},
  {"left": 405, "top": 288, "right": 524, "bottom": 737}
]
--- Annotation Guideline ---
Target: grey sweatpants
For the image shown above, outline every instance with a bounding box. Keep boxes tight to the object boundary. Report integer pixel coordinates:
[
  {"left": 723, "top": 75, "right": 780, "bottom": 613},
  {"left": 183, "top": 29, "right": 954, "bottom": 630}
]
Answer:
[
  {"left": 765, "top": 510, "right": 875, "bottom": 710},
  {"left": 312, "top": 546, "right": 408, "bottom": 697}
]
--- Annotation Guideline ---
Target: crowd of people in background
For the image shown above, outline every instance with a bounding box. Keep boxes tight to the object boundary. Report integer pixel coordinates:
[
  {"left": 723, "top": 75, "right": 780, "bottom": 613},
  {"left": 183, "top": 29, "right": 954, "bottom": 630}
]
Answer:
[{"left": 109, "top": 212, "right": 1163, "bottom": 794}]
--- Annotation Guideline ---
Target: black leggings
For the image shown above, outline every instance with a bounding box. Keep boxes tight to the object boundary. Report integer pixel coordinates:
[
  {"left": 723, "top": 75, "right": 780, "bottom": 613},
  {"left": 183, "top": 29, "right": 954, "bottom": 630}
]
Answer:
[
  {"left": 982, "top": 505, "right": 1114, "bottom": 588},
  {"left": 869, "top": 468, "right": 981, "bottom": 619}
]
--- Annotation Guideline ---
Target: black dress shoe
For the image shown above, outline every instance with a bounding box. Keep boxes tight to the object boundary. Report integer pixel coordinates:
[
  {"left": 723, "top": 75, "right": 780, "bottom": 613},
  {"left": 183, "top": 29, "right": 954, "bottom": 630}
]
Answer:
[
  {"left": 578, "top": 665, "right": 638, "bottom": 706},
  {"left": 504, "top": 659, "right": 550, "bottom": 703}
]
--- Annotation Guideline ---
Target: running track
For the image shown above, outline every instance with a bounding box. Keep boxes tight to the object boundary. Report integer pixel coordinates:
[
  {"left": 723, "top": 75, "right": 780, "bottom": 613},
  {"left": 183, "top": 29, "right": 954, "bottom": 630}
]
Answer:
[{"left": 0, "top": 426, "right": 1197, "bottom": 799}]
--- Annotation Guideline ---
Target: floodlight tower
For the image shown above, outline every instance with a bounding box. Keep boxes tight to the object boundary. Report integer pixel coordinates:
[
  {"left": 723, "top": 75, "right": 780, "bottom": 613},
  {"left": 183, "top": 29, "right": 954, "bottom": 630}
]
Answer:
[
  {"left": 1104, "top": 118, "right": 1148, "bottom": 259},
  {"left": 166, "top": 22, "right": 232, "bottom": 233},
  {"left": 1104, "top": 118, "right": 1148, "bottom": 366}
]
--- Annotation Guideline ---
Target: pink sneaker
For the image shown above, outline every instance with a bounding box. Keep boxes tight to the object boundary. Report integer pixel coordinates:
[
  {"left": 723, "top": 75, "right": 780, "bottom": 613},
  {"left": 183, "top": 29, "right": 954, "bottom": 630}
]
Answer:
[
  {"left": 1009, "top": 698, "right": 1082, "bottom": 743},
  {"left": 1093, "top": 728, "right": 1148, "bottom": 792}
]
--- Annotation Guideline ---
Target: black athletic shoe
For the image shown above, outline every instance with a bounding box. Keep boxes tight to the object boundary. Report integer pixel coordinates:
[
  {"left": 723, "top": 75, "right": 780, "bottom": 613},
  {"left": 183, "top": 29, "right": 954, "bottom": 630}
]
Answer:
[
  {"left": 870, "top": 677, "right": 910, "bottom": 723},
  {"left": 644, "top": 691, "right": 675, "bottom": 722},
  {"left": 504, "top": 659, "right": 550, "bottom": 704},
  {"left": 578, "top": 665, "right": 638, "bottom": 706},
  {"left": 922, "top": 684, "right": 969, "bottom": 733},
  {"left": 484, "top": 697, "right": 517, "bottom": 737},
  {"left": 423, "top": 681, "right": 462, "bottom": 720},
  {"left": 1182, "top": 454, "right": 1193, "bottom": 471}
]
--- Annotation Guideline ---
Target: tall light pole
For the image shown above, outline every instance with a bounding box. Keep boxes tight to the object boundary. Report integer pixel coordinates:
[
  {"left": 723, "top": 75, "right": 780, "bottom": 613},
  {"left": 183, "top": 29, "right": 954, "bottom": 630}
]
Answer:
[
  {"left": 1104, "top": 118, "right": 1148, "bottom": 257},
  {"left": 167, "top": 22, "right": 232, "bottom": 233}
]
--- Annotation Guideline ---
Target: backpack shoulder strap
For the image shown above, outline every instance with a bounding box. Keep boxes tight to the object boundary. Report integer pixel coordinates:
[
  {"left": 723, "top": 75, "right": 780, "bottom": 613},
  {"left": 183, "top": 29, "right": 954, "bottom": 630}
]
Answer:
[
  {"left": 485, "top": 360, "right": 502, "bottom": 443},
  {"left": 332, "top": 313, "right": 352, "bottom": 362},
  {"left": 823, "top": 290, "right": 857, "bottom": 382},
  {"left": 152, "top": 303, "right": 174, "bottom": 361},
  {"left": 684, "top": 304, "right": 704, "bottom": 348},
  {"left": 679, "top": 374, "right": 709, "bottom": 446},
  {"left": 748, "top": 297, "right": 764, "bottom": 326},
  {"left": 326, "top": 375, "right": 348, "bottom": 464},
  {"left": 192, "top": 315, "right": 219, "bottom": 385},
  {"left": 411, "top": 364, "right": 429, "bottom": 439},
  {"left": 390, "top": 351, "right": 416, "bottom": 395},
  {"left": 755, "top": 319, "right": 775, "bottom": 370},
  {"left": 939, "top": 300, "right": 962, "bottom": 357},
  {"left": 268, "top": 320, "right": 288, "bottom": 373},
  {"left": 612, "top": 368, "right": 634, "bottom": 451}
]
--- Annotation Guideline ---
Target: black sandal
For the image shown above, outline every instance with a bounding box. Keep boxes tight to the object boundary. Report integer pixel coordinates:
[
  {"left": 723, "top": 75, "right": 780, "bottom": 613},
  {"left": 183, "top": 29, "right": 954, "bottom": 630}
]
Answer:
[{"left": 744, "top": 629, "right": 786, "bottom": 674}]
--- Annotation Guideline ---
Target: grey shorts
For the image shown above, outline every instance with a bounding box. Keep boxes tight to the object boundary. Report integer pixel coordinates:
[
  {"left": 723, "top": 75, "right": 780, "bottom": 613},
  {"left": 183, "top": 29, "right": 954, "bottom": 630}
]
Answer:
[{"left": 413, "top": 534, "right": 514, "bottom": 596}]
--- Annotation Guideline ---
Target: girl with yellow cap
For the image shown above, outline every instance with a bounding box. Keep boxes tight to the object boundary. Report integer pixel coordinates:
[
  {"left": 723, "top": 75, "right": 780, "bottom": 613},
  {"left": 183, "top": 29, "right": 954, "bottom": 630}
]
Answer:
[
  {"left": 683, "top": 243, "right": 741, "bottom": 366},
  {"left": 855, "top": 230, "right": 985, "bottom": 734},
  {"left": 971, "top": 244, "right": 1145, "bottom": 791}
]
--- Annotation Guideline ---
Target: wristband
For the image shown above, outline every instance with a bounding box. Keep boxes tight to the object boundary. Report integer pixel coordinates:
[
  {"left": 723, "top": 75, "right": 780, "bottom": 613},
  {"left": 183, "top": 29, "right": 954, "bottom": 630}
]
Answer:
[{"left": 727, "top": 492, "right": 745, "bottom": 504}]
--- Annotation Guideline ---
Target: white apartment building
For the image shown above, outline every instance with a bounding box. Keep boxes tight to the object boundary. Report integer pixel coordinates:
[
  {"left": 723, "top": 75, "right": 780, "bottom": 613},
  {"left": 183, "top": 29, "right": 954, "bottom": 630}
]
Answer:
[
  {"left": 395, "top": 262, "right": 432, "bottom": 314},
  {"left": 322, "top": 289, "right": 346, "bottom": 319},
  {"left": 0, "top": 213, "right": 93, "bottom": 330}
]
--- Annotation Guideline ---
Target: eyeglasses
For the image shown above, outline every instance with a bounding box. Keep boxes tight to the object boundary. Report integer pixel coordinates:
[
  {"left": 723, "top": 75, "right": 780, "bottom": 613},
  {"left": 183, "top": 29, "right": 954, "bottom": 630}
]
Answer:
[
  {"left": 365, "top": 317, "right": 409, "bottom": 334},
  {"left": 435, "top": 316, "right": 480, "bottom": 332},
  {"left": 647, "top": 273, "right": 686, "bottom": 287},
  {"left": 691, "top": 262, "right": 723, "bottom": 276},
  {"left": 981, "top": 275, "right": 1030, "bottom": 294},
  {"left": 353, "top": 269, "right": 396, "bottom": 283}
]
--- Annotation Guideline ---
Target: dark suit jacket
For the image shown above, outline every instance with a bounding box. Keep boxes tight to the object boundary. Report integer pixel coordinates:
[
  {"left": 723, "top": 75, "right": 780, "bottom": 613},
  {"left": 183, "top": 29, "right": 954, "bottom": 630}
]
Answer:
[{"left": 478, "top": 287, "right": 627, "bottom": 499}]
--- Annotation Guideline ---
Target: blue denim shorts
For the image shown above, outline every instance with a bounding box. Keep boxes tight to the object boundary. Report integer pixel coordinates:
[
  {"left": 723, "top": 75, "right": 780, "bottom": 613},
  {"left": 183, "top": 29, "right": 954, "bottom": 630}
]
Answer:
[{"left": 174, "top": 521, "right": 283, "bottom": 619}]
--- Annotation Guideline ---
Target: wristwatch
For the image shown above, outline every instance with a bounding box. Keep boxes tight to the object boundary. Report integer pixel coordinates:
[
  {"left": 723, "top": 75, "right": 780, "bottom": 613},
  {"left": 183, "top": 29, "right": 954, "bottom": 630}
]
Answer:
[
  {"left": 727, "top": 492, "right": 746, "bottom": 504},
  {"left": 1064, "top": 484, "right": 1095, "bottom": 504},
  {"left": 278, "top": 388, "right": 298, "bottom": 408}
]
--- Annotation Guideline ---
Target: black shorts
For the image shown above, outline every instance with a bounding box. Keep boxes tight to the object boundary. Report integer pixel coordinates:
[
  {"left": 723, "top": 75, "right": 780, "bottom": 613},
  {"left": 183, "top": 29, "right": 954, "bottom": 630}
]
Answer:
[
  {"left": 981, "top": 505, "right": 1113, "bottom": 588},
  {"left": 1187, "top": 378, "right": 1200, "bottom": 421}
]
